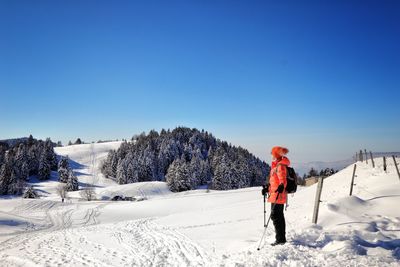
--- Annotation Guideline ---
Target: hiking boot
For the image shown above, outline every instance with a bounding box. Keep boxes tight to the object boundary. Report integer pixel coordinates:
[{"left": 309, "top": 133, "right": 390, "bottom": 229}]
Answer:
[{"left": 271, "top": 240, "right": 286, "bottom": 246}]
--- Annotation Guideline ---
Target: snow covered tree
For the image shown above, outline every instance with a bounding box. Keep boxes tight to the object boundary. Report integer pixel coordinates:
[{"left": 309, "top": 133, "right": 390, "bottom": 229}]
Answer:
[
  {"left": 0, "top": 163, "right": 11, "bottom": 195},
  {"left": 102, "top": 150, "right": 118, "bottom": 179},
  {"left": 100, "top": 127, "right": 270, "bottom": 191},
  {"left": 44, "top": 139, "right": 58, "bottom": 170},
  {"left": 166, "top": 157, "right": 192, "bottom": 192},
  {"left": 0, "top": 151, "right": 21, "bottom": 195},
  {"left": 27, "top": 148, "right": 39, "bottom": 176},
  {"left": 23, "top": 186, "right": 39, "bottom": 199},
  {"left": 8, "top": 172, "right": 25, "bottom": 195},
  {"left": 58, "top": 156, "right": 70, "bottom": 183},
  {"left": 212, "top": 154, "right": 232, "bottom": 190},
  {"left": 75, "top": 138, "right": 82, "bottom": 145},
  {"left": 20, "top": 162, "right": 29, "bottom": 181},
  {"left": 26, "top": 135, "right": 34, "bottom": 146},
  {"left": 66, "top": 169, "right": 78, "bottom": 191},
  {"left": 38, "top": 153, "right": 51, "bottom": 180},
  {"left": 189, "top": 155, "right": 211, "bottom": 187},
  {"left": 116, "top": 159, "right": 127, "bottom": 184},
  {"left": 126, "top": 159, "right": 139, "bottom": 183},
  {"left": 0, "top": 136, "right": 57, "bottom": 195}
]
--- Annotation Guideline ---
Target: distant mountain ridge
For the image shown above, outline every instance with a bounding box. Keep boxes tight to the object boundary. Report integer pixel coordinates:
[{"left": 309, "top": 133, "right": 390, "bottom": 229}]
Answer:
[
  {"left": 292, "top": 159, "right": 353, "bottom": 177},
  {"left": 0, "top": 137, "right": 30, "bottom": 147},
  {"left": 293, "top": 152, "right": 400, "bottom": 176}
]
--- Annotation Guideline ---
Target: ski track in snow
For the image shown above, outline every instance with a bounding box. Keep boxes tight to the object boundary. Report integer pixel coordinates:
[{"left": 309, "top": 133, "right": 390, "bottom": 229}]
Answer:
[
  {"left": 2, "top": 196, "right": 395, "bottom": 267},
  {"left": 0, "top": 200, "right": 212, "bottom": 267},
  {"left": 1, "top": 143, "right": 400, "bottom": 266}
]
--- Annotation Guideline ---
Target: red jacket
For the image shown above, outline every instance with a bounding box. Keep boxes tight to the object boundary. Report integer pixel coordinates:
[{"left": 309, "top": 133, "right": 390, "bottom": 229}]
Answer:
[{"left": 268, "top": 156, "right": 290, "bottom": 204}]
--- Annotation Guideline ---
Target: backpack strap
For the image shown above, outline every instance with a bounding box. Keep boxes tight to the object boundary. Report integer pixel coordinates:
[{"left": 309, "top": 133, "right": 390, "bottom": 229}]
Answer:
[{"left": 275, "top": 163, "right": 287, "bottom": 175}]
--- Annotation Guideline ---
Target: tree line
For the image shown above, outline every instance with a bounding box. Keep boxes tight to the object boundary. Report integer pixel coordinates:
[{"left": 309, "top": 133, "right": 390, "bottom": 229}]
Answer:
[
  {"left": 0, "top": 135, "right": 57, "bottom": 195},
  {"left": 302, "top": 167, "right": 338, "bottom": 180},
  {"left": 0, "top": 135, "right": 79, "bottom": 196},
  {"left": 101, "top": 127, "right": 270, "bottom": 192}
]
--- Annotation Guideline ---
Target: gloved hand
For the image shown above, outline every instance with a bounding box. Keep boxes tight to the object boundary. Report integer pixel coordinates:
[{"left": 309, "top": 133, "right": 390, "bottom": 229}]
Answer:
[
  {"left": 276, "top": 183, "right": 285, "bottom": 193},
  {"left": 261, "top": 184, "right": 269, "bottom": 195}
]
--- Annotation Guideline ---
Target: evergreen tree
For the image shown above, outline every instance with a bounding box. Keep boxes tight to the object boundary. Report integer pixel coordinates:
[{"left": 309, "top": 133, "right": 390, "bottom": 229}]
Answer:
[
  {"left": 45, "top": 139, "right": 57, "bottom": 170},
  {"left": 58, "top": 156, "right": 70, "bottom": 183},
  {"left": 27, "top": 135, "right": 34, "bottom": 146},
  {"left": 21, "top": 162, "right": 29, "bottom": 181},
  {"left": 116, "top": 159, "right": 127, "bottom": 184},
  {"left": 38, "top": 153, "right": 51, "bottom": 180},
  {"left": 66, "top": 169, "right": 79, "bottom": 191},
  {"left": 75, "top": 138, "right": 82, "bottom": 145},
  {"left": 23, "top": 186, "right": 39, "bottom": 199},
  {"left": 101, "top": 127, "right": 270, "bottom": 191},
  {"left": 308, "top": 168, "right": 318, "bottom": 177},
  {"left": 27, "top": 147, "right": 39, "bottom": 176},
  {"left": 15, "top": 144, "right": 29, "bottom": 180},
  {"left": 166, "top": 157, "right": 192, "bottom": 192},
  {"left": 0, "top": 136, "right": 57, "bottom": 195},
  {"left": 212, "top": 154, "right": 232, "bottom": 190},
  {"left": 8, "top": 173, "right": 25, "bottom": 195},
  {"left": 0, "top": 157, "right": 12, "bottom": 195}
]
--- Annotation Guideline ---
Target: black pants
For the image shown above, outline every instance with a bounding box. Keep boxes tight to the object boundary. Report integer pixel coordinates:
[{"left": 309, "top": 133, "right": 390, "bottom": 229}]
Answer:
[{"left": 271, "top": 203, "right": 286, "bottom": 243}]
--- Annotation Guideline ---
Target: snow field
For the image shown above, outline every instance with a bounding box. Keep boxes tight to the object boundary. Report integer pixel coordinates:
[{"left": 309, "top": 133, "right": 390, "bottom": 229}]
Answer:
[{"left": 0, "top": 142, "right": 399, "bottom": 266}]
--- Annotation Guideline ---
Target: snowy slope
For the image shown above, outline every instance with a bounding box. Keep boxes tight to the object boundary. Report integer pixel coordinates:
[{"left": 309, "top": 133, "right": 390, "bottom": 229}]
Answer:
[
  {"left": 55, "top": 142, "right": 122, "bottom": 187},
  {"left": 0, "top": 142, "right": 399, "bottom": 266}
]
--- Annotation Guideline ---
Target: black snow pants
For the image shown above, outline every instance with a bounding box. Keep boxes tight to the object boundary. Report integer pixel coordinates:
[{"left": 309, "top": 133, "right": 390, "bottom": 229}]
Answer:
[{"left": 271, "top": 203, "right": 286, "bottom": 243}]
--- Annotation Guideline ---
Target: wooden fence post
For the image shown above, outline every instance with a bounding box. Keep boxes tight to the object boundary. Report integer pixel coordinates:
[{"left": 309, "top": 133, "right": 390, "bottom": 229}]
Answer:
[
  {"left": 312, "top": 177, "right": 324, "bottom": 224},
  {"left": 370, "top": 151, "right": 375, "bottom": 168},
  {"left": 359, "top": 150, "right": 363, "bottom": 162},
  {"left": 349, "top": 164, "right": 357, "bottom": 196},
  {"left": 364, "top": 149, "right": 368, "bottom": 164},
  {"left": 383, "top": 156, "right": 387, "bottom": 172},
  {"left": 355, "top": 152, "right": 358, "bottom": 162},
  {"left": 393, "top": 156, "right": 400, "bottom": 181}
]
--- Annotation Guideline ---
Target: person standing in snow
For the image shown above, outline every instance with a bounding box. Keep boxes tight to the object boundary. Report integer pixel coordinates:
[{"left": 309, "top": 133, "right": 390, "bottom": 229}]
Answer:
[{"left": 261, "top": 146, "right": 290, "bottom": 245}]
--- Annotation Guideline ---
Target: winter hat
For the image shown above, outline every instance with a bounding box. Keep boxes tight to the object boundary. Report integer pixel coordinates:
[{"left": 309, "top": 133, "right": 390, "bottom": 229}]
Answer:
[{"left": 271, "top": 146, "right": 289, "bottom": 159}]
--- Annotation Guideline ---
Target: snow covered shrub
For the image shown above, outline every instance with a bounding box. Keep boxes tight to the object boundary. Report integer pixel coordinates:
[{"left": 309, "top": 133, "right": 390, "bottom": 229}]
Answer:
[
  {"left": 80, "top": 187, "right": 96, "bottom": 201},
  {"left": 23, "top": 186, "right": 39, "bottom": 199}
]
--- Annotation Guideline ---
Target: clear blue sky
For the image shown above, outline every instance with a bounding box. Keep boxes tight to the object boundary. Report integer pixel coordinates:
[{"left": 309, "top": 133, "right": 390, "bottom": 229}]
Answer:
[{"left": 1, "top": 0, "right": 399, "bottom": 162}]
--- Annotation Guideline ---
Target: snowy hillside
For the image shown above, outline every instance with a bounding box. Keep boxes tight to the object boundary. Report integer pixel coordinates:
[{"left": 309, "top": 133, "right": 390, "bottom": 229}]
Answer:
[
  {"left": 0, "top": 142, "right": 399, "bottom": 266},
  {"left": 55, "top": 142, "right": 122, "bottom": 187}
]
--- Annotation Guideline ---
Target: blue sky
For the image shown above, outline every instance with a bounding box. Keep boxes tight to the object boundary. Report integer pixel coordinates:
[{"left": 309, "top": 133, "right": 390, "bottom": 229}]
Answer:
[{"left": 1, "top": 0, "right": 399, "bottom": 162}]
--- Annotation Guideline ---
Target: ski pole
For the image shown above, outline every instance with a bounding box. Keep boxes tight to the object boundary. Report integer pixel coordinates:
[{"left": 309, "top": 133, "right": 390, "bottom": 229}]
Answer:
[
  {"left": 263, "top": 186, "right": 266, "bottom": 227},
  {"left": 257, "top": 192, "right": 280, "bottom": 251}
]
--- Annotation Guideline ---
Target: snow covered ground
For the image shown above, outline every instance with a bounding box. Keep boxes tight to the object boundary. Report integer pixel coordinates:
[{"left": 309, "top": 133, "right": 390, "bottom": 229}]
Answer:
[
  {"left": 0, "top": 142, "right": 399, "bottom": 266},
  {"left": 55, "top": 142, "right": 122, "bottom": 187}
]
